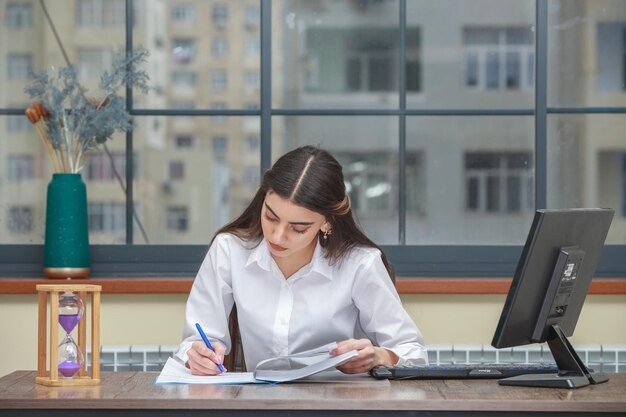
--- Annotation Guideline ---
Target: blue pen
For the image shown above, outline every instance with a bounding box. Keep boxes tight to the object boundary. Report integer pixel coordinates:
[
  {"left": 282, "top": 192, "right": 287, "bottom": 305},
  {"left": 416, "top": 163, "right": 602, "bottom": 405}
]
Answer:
[{"left": 195, "top": 322, "right": 225, "bottom": 373}]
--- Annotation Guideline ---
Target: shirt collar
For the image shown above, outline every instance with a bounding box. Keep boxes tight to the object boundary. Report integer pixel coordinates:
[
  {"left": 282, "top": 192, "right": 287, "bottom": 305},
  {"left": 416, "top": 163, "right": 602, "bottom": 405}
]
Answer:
[{"left": 245, "top": 238, "right": 334, "bottom": 281}]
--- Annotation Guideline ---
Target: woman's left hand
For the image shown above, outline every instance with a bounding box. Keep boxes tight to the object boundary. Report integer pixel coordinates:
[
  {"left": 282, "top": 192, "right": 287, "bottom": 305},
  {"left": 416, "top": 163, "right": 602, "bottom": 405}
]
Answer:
[{"left": 330, "top": 338, "right": 398, "bottom": 374}]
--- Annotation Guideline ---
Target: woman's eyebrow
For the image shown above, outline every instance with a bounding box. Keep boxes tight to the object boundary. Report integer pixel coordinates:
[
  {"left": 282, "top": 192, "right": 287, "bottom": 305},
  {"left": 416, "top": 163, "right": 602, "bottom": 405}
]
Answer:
[{"left": 264, "top": 202, "right": 315, "bottom": 226}]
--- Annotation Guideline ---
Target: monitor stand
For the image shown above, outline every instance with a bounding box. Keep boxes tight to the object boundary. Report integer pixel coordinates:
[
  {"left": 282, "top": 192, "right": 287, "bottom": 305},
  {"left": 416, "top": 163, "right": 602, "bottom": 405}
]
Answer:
[{"left": 498, "top": 324, "right": 609, "bottom": 388}]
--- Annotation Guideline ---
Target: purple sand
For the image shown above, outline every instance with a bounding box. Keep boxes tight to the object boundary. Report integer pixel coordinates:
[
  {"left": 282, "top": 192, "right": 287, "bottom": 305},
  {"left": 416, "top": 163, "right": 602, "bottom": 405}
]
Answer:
[
  {"left": 59, "top": 314, "right": 80, "bottom": 333},
  {"left": 58, "top": 360, "right": 81, "bottom": 378}
]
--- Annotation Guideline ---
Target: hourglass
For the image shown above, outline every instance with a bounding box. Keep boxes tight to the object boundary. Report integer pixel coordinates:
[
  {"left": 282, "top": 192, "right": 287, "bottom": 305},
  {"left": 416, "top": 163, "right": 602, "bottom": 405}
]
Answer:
[
  {"left": 36, "top": 283, "right": 101, "bottom": 386},
  {"left": 57, "top": 291, "right": 85, "bottom": 378}
]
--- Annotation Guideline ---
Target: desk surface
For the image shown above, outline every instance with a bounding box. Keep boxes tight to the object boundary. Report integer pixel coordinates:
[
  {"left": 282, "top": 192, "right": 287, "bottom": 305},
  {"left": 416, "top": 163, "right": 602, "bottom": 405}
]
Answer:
[{"left": 1, "top": 371, "right": 625, "bottom": 416}]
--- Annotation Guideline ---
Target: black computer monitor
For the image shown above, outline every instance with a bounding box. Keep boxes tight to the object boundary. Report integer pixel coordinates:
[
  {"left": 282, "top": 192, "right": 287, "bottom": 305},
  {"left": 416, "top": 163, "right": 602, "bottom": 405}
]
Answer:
[{"left": 491, "top": 208, "right": 614, "bottom": 388}]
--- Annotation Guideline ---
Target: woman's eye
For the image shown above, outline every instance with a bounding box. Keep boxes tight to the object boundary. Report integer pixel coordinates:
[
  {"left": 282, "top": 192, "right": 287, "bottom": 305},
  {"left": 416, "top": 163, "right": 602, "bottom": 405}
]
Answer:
[
  {"left": 292, "top": 227, "right": 308, "bottom": 234},
  {"left": 265, "top": 214, "right": 278, "bottom": 222}
]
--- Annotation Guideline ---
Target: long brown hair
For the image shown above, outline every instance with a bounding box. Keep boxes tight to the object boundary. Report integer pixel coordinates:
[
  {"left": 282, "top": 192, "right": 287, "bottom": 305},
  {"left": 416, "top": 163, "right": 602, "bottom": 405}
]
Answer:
[{"left": 211, "top": 146, "right": 394, "bottom": 370}]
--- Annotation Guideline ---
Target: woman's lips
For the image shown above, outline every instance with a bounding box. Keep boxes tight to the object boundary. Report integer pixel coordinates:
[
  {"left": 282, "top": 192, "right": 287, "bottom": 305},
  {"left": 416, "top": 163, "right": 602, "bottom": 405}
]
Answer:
[{"left": 269, "top": 242, "right": 287, "bottom": 251}]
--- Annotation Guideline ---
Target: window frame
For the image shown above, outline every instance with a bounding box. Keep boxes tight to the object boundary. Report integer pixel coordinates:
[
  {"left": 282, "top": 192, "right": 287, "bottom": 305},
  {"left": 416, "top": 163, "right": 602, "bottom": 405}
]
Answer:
[{"left": 1, "top": 0, "right": 626, "bottom": 279}]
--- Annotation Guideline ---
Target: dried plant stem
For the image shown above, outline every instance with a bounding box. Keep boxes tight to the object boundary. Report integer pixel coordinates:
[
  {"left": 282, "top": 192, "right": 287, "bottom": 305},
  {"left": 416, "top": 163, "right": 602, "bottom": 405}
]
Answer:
[{"left": 33, "top": 122, "right": 60, "bottom": 173}]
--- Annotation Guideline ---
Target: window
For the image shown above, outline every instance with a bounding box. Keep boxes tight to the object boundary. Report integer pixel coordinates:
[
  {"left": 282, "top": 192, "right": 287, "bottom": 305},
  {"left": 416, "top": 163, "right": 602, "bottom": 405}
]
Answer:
[
  {"left": 212, "top": 4, "right": 228, "bottom": 29},
  {"left": 212, "top": 38, "right": 229, "bottom": 57},
  {"left": 76, "top": 0, "right": 125, "bottom": 28},
  {"left": 167, "top": 207, "right": 188, "bottom": 232},
  {"left": 244, "top": 166, "right": 260, "bottom": 186},
  {"left": 171, "top": 4, "right": 195, "bottom": 22},
  {"left": 7, "top": 53, "right": 32, "bottom": 80},
  {"left": 171, "top": 71, "right": 196, "bottom": 87},
  {"left": 76, "top": 48, "right": 114, "bottom": 80},
  {"left": 211, "top": 102, "right": 227, "bottom": 123},
  {"left": 172, "top": 135, "right": 195, "bottom": 148},
  {"left": 244, "top": 37, "right": 260, "bottom": 56},
  {"left": 5, "top": 2, "right": 33, "bottom": 29},
  {"left": 596, "top": 22, "right": 626, "bottom": 91},
  {"left": 244, "top": 5, "right": 259, "bottom": 29},
  {"left": 465, "top": 152, "right": 533, "bottom": 213},
  {"left": 88, "top": 202, "right": 125, "bottom": 233},
  {"left": 6, "top": 114, "right": 30, "bottom": 132},
  {"left": 244, "top": 136, "right": 260, "bottom": 152},
  {"left": 84, "top": 153, "right": 126, "bottom": 182},
  {"left": 305, "top": 28, "right": 420, "bottom": 93},
  {"left": 212, "top": 136, "right": 227, "bottom": 158},
  {"left": 169, "top": 161, "right": 185, "bottom": 181},
  {"left": 244, "top": 70, "right": 260, "bottom": 90},
  {"left": 7, "top": 206, "right": 33, "bottom": 233},
  {"left": 337, "top": 152, "right": 398, "bottom": 215},
  {"left": 212, "top": 70, "right": 228, "bottom": 90},
  {"left": 2, "top": 2, "right": 626, "bottom": 278},
  {"left": 7, "top": 154, "right": 34, "bottom": 181},
  {"left": 463, "top": 27, "right": 534, "bottom": 90},
  {"left": 172, "top": 39, "right": 196, "bottom": 64}
]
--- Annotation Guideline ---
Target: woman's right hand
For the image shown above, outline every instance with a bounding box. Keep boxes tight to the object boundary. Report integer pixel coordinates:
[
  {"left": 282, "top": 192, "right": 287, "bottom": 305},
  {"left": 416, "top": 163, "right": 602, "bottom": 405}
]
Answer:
[{"left": 186, "top": 340, "right": 227, "bottom": 375}]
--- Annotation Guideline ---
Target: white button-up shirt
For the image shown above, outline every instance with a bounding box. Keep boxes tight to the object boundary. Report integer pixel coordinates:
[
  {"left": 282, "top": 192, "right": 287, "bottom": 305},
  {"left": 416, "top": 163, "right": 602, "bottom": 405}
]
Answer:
[{"left": 176, "top": 233, "right": 428, "bottom": 369}]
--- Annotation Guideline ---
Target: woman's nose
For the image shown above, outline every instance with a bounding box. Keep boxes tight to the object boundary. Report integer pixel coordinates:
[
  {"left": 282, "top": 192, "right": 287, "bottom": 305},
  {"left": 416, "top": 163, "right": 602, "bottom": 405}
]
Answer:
[{"left": 272, "top": 224, "right": 287, "bottom": 243}]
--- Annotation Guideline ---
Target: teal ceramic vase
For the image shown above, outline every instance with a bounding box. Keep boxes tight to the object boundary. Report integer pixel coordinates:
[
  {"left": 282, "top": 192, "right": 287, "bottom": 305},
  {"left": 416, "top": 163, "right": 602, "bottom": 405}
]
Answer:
[{"left": 43, "top": 173, "right": 91, "bottom": 279}]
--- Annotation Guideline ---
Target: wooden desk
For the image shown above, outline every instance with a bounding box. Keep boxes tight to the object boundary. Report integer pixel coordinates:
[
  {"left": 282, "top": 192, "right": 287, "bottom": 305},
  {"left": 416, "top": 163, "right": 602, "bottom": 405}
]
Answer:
[{"left": 1, "top": 371, "right": 625, "bottom": 416}]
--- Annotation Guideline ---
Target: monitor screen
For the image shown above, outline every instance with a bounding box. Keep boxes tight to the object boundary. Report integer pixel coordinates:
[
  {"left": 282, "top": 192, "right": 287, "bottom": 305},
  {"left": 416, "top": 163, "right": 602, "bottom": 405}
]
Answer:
[{"left": 491, "top": 208, "right": 614, "bottom": 388}]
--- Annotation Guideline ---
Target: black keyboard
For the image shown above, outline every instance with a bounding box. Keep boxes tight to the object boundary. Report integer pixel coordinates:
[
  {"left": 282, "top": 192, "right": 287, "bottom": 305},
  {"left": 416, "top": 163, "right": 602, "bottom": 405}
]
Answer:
[{"left": 369, "top": 363, "right": 559, "bottom": 380}]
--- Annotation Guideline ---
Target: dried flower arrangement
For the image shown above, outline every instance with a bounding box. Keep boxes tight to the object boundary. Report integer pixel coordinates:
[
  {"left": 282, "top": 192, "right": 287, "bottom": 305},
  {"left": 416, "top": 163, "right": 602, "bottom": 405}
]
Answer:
[{"left": 24, "top": 47, "right": 151, "bottom": 174}]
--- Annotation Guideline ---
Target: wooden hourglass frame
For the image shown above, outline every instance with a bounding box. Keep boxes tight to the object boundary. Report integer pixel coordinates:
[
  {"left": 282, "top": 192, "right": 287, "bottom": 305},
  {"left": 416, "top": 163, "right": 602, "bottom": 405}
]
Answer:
[{"left": 36, "top": 284, "right": 101, "bottom": 386}]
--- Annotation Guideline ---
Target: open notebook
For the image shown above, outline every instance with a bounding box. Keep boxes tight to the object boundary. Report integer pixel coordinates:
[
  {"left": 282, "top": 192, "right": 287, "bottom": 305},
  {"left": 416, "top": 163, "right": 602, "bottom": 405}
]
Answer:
[{"left": 156, "top": 342, "right": 358, "bottom": 384}]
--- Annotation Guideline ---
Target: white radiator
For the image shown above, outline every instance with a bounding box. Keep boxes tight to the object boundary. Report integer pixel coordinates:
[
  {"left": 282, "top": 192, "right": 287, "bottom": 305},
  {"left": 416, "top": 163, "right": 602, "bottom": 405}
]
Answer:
[{"left": 86, "top": 343, "right": 626, "bottom": 373}]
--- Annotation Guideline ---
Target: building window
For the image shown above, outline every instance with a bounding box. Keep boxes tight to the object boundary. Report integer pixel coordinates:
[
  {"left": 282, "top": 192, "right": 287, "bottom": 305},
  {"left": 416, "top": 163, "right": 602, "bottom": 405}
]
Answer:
[
  {"left": 171, "top": 100, "right": 195, "bottom": 110},
  {"left": 171, "top": 4, "right": 195, "bottom": 22},
  {"left": 7, "top": 114, "right": 31, "bottom": 132},
  {"left": 465, "top": 152, "right": 533, "bottom": 213},
  {"left": 212, "top": 70, "right": 228, "bottom": 90},
  {"left": 244, "top": 37, "right": 260, "bottom": 56},
  {"left": 244, "top": 166, "right": 260, "bottom": 186},
  {"left": 76, "top": 0, "right": 125, "bottom": 28},
  {"left": 211, "top": 102, "right": 227, "bottom": 123},
  {"left": 244, "top": 70, "right": 260, "bottom": 90},
  {"left": 167, "top": 207, "right": 188, "bottom": 232},
  {"left": 212, "top": 136, "right": 227, "bottom": 158},
  {"left": 172, "top": 39, "right": 196, "bottom": 64},
  {"left": 169, "top": 161, "right": 185, "bottom": 181},
  {"left": 337, "top": 152, "right": 398, "bottom": 215},
  {"left": 88, "top": 202, "right": 126, "bottom": 233},
  {"left": 171, "top": 70, "right": 196, "bottom": 87},
  {"left": 76, "top": 48, "right": 114, "bottom": 80},
  {"left": 7, "top": 53, "right": 32, "bottom": 80},
  {"left": 244, "top": 5, "right": 259, "bottom": 29},
  {"left": 84, "top": 152, "right": 126, "bottom": 182},
  {"left": 5, "top": 2, "right": 33, "bottom": 29},
  {"left": 305, "top": 28, "right": 420, "bottom": 93},
  {"left": 463, "top": 27, "right": 534, "bottom": 90},
  {"left": 244, "top": 136, "right": 260, "bottom": 152},
  {"left": 7, "top": 154, "right": 34, "bottom": 181},
  {"left": 212, "top": 4, "right": 228, "bottom": 29},
  {"left": 7, "top": 206, "right": 33, "bottom": 233},
  {"left": 212, "top": 38, "right": 229, "bottom": 57},
  {"left": 596, "top": 22, "right": 626, "bottom": 91},
  {"left": 172, "top": 135, "right": 194, "bottom": 148}
]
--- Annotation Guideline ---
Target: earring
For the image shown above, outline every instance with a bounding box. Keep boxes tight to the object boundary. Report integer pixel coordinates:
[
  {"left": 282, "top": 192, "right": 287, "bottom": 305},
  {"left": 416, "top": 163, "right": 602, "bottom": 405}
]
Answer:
[{"left": 323, "top": 229, "right": 332, "bottom": 240}]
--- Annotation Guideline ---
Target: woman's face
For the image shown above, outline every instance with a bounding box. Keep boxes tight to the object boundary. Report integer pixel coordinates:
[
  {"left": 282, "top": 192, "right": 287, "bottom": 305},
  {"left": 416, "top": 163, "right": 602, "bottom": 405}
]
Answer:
[{"left": 261, "top": 191, "right": 329, "bottom": 260}]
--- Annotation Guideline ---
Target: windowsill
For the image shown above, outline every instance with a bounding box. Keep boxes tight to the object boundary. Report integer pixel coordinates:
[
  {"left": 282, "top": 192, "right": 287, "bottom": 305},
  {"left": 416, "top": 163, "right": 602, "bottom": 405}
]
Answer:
[{"left": 0, "top": 277, "right": 624, "bottom": 295}]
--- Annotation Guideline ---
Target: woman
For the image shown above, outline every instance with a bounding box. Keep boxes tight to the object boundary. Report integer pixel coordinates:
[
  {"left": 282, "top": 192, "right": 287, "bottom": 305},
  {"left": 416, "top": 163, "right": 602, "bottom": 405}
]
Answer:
[{"left": 176, "top": 145, "right": 427, "bottom": 375}]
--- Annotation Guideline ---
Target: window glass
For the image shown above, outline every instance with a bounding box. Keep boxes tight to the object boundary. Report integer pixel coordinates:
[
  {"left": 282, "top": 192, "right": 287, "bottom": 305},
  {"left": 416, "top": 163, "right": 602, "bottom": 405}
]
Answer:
[
  {"left": 547, "top": 114, "right": 626, "bottom": 244},
  {"left": 548, "top": 0, "right": 626, "bottom": 107},
  {"left": 274, "top": 0, "right": 400, "bottom": 109},
  {"left": 273, "top": 116, "right": 400, "bottom": 244},
  {"left": 5, "top": 2, "right": 33, "bottom": 29},
  {"left": 132, "top": 116, "right": 260, "bottom": 244},
  {"left": 406, "top": 0, "right": 534, "bottom": 109},
  {"left": 406, "top": 116, "right": 535, "bottom": 244}
]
